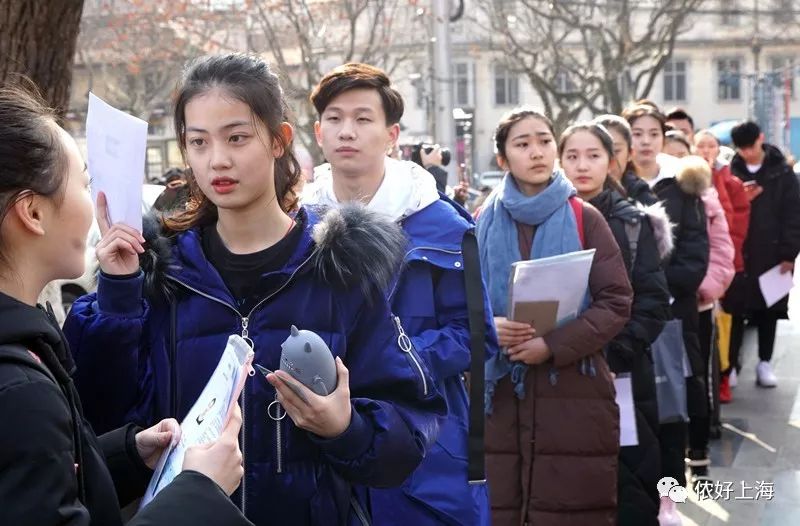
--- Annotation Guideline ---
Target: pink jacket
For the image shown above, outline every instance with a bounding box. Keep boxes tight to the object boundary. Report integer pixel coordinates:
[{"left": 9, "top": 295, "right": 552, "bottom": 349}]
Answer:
[{"left": 699, "top": 187, "right": 735, "bottom": 304}]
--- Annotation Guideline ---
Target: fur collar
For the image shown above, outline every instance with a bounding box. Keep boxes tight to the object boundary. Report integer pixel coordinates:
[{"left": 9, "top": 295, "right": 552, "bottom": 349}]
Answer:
[
  {"left": 675, "top": 163, "right": 712, "bottom": 197},
  {"left": 597, "top": 191, "right": 674, "bottom": 261},
  {"left": 138, "top": 204, "right": 407, "bottom": 303},
  {"left": 640, "top": 201, "right": 674, "bottom": 261}
]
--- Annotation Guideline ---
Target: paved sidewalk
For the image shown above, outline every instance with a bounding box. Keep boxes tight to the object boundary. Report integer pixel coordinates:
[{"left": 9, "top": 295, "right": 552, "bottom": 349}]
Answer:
[{"left": 677, "top": 286, "right": 800, "bottom": 525}]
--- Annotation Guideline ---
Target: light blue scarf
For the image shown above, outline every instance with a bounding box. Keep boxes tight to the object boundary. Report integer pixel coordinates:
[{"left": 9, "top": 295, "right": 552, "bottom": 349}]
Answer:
[{"left": 476, "top": 171, "right": 591, "bottom": 414}]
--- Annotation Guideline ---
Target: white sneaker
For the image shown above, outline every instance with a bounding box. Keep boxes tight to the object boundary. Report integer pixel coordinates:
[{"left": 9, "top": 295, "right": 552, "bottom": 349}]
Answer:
[
  {"left": 756, "top": 361, "right": 778, "bottom": 388},
  {"left": 729, "top": 369, "right": 738, "bottom": 388}
]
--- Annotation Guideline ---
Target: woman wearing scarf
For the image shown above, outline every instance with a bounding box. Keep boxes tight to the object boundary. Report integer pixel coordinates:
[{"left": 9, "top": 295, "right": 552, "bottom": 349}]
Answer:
[{"left": 477, "top": 108, "right": 633, "bottom": 526}]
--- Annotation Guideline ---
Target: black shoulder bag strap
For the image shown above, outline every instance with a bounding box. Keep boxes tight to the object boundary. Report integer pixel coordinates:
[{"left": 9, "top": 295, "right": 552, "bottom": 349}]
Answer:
[{"left": 461, "top": 229, "right": 486, "bottom": 484}]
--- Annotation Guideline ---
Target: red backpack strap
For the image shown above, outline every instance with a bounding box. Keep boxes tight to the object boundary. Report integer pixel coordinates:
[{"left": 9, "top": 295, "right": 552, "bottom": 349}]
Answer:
[{"left": 568, "top": 196, "right": 585, "bottom": 248}]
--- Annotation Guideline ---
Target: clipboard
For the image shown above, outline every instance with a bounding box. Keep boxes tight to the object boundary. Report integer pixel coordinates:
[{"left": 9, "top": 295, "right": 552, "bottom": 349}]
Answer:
[{"left": 510, "top": 300, "right": 559, "bottom": 337}]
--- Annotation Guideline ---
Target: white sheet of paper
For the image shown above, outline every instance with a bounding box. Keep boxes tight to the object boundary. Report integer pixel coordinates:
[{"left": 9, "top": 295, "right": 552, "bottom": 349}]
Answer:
[
  {"left": 86, "top": 93, "right": 147, "bottom": 232},
  {"left": 614, "top": 375, "right": 638, "bottom": 447},
  {"left": 759, "top": 264, "right": 794, "bottom": 308},
  {"left": 140, "top": 335, "right": 254, "bottom": 508},
  {"left": 508, "top": 249, "right": 595, "bottom": 325}
]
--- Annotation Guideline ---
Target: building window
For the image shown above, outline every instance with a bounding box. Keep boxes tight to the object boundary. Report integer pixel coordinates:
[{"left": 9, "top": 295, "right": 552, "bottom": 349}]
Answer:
[
  {"left": 663, "top": 59, "right": 687, "bottom": 102},
  {"left": 774, "top": 0, "right": 792, "bottom": 24},
  {"left": 770, "top": 56, "right": 795, "bottom": 98},
  {"left": 453, "top": 62, "right": 474, "bottom": 107},
  {"left": 146, "top": 146, "right": 164, "bottom": 182},
  {"left": 720, "top": 0, "right": 740, "bottom": 26},
  {"left": 494, "top": 63, "right": 519, "bottom": 106},
  {"left": 717, "top": 58, "right": 742, "bottom": 101},
  {"left": 554, "top": 70, "right": 576, "bottom": 93}
]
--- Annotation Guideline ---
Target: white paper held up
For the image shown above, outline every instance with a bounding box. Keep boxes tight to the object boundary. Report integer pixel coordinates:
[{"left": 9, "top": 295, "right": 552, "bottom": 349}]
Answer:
[
  {"left": 508, "top": 249, "right": 596, "bottom": 325},
  {"left": 86, "top": 93, "right": 147, "bottom": 232},
  {"left": 140, "top": 335, "right": 254, "bottom": 508},
  {"left": 614, "top": 375, "right": 638, "bottom": 447},
  {"left": 759, "top": 264, "right": 794, "bottom": 309}
]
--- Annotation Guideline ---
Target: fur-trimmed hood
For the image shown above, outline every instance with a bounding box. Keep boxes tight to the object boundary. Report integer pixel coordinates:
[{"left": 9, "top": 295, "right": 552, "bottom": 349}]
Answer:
[
  {"left": 137, "top": 204, "right": 407, "bottom": 303},
  {"left": 596, "top": 190, "right": 674, "bottom": 261},
  {"left": 675, "top": 162, "right": 712, "bottom": 197},
  {"left": 648, "top": 155, "right": 710, "bottom": 197},
  {"left": 639, "top": 201, "right": 674, "bottom": 261}
]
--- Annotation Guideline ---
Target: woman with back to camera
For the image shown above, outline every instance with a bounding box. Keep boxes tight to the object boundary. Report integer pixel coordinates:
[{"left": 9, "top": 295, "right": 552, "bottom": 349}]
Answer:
[
  {"left": 63, "top": 53, "right": 444, "bottom": 525},
  {"left": 477, "top": 107, "right": 633, "bottom": 526},
  {"left": 560, "top": 121, "right": 672, "bottom": 526},
  {"left": 0, "top": 82, "right": 250, "bottom": 526}
]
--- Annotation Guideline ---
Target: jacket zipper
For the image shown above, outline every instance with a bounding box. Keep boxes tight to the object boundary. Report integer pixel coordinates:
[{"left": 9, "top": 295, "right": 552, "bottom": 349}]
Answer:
[
  {"left": 387, "top": 246, "right": 463, "bottom": 302},
  {"left": 275, "top": 394, "right": 284, "bottom": 474},
  {"left": 169, "top": 300, "right": 178, "bottom": 417},
  {"left": 165, "top": 251, "right": 316, "bottom": 495},
  {"left": 240, "top": 316, "right": 250, "bottom": 516},
  {"left": 393, "top": 315, "right": 428, "bottom": 396},
  {"left": 351, "top": 495, "right": 371, "bottom": 526}
]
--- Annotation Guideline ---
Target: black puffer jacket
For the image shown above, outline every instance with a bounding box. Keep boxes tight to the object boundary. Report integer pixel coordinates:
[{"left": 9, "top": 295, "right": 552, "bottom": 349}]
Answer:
[
  {"left": 591, "top": 190, "right": 672, "bottom": 526},
  {"left": 621, "top": 171, "right": 658, "bottom": 207},
  {"left": 725, "top": 144, "right": 800, "bottom": 317},
  {"left": 652, "top": 168, "right": 709, "bottom": 422},
  {"left": 0, "top": 291, "right": 251, "bottom": 526},
  {"left": 592, "top": 190, "right": 672, "bottom": 372}
]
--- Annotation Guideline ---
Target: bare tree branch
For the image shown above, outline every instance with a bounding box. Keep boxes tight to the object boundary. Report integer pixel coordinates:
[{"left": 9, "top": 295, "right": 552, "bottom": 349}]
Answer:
[
  {"left": 247, "top": 0, "right": 425, "bottom": 163},
  {"left": 474, "top": 0, "right": 707, "bottom": 130}
]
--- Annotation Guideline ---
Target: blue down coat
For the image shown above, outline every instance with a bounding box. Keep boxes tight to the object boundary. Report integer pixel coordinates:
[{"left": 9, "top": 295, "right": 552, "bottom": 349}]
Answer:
[
  {"left": 63, "top": 205, "right": 445, "bottom": 526},
  {"left": 368, "top": 195, "right": 498, "bottom": 526}
]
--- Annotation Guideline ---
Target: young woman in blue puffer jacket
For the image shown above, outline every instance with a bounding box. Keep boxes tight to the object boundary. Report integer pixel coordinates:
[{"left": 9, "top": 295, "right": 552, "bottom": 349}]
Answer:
[{"left": 63, "top": 53, "right": 445, "bottom": 526}]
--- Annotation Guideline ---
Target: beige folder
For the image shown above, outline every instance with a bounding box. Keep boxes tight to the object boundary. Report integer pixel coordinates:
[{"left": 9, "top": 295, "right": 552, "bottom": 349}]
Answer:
[{"left": 510, "top": 300, "right": 559, "bottom": 337}]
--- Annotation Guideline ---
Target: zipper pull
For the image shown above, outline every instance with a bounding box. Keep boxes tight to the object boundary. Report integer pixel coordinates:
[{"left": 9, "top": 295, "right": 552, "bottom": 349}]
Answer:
[
  {"left": 393, "top": 315, "right": 412, "bottom": 352},
  {"left": 241, "top": 317, "right": 254, "bottom": 349}
]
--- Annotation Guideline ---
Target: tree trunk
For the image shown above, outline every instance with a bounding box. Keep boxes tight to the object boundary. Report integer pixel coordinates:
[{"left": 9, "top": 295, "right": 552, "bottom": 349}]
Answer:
[{"left": 0, "top": 0, "right": 85, "bottom": 116}]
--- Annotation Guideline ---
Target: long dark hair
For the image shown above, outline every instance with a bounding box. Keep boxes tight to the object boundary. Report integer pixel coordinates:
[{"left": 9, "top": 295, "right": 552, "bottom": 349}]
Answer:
[
  {"left": 165, "top": 53, "right": 301, "bottom": 233},
  {"left": 0, "top": 80, "right": 68, "bottom": 267}
]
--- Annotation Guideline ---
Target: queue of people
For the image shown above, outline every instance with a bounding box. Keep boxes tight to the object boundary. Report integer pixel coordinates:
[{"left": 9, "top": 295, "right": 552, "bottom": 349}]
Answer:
[{"left": 2, "top": 52, "right": 799, "bottom": 526}]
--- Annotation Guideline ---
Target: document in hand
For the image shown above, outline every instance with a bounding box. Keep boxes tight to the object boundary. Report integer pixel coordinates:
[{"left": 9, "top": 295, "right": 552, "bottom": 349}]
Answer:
[
  {"left": 140, "top": 335, "right": 254, "bottom": 508},
  {"left": 86, "top": 93, "right": 148, "bottom": 232},
  {"left": 759, "top": 264, "right": 794, "bottom": 308},
  {"left": 614, "top": 374, "right": 638, "bottom": 447},
  {"left": 507, "top": 249, "right": 596, "bottom": 332}
]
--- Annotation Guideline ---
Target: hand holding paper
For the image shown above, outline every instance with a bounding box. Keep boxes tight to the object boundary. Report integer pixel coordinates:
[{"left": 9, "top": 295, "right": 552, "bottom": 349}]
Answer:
[
  {"left": 140, "top": 335, "right": 253, "bottom": 508},
  {"left": 508, "top": 249, "right": 595, "bottom": 327},
  {"left": 95, "top": 192, "right": 145, "bottom": 276},
  {"left": 182, "top": 404, "right": 244, "bottom": 496},
  {"left": 494, "top": 316, "right": 536, "bottom": 347},
  {"left": 506, "top": 337, "right": 552, "bottom": 365},
  {"left": 135, "top": 418, "right": 181, "bottom": 470}
]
